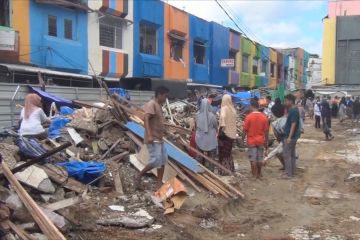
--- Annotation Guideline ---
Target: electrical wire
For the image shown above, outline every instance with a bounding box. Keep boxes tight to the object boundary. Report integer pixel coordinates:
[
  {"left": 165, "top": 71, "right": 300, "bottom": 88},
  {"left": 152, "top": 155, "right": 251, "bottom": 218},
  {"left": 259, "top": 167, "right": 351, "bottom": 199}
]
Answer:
[{"left": 214, "top": 0, "right": 307, "bottom": 87}]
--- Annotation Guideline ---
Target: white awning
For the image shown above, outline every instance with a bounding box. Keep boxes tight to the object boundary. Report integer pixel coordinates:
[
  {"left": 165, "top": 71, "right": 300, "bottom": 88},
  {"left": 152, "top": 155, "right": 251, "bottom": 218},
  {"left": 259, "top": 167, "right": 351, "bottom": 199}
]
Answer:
[{"left": 0, "top": 63, "right": 92, "bottom": 80}]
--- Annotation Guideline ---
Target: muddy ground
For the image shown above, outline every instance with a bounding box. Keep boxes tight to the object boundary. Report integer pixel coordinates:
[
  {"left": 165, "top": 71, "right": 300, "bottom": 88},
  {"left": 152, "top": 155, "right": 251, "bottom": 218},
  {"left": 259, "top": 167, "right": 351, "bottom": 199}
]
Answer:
[{"left": 70, "top": 119, "right": 360, "bottom": 240}]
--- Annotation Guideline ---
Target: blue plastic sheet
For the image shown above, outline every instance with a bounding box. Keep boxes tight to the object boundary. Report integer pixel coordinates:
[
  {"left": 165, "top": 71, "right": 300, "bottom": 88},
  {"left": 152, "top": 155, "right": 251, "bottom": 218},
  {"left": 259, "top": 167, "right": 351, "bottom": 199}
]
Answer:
[
  {"left": 109, "top": 88, "right": 130, "bottom": 100},
  {"left": 57, "top": 161, "right": 106, "bottom": 184},
  {"left": 60, "top": 106, "right": 74, "bottom": 115},
  {"left": 29, "top": 86, "right": 74, "bottom": 108},
  {"left": 125, "top": 121, "right": 204, "bottom": 173},
  {"left": 48, "top": 116, "right": 71, "bottom": 139}
]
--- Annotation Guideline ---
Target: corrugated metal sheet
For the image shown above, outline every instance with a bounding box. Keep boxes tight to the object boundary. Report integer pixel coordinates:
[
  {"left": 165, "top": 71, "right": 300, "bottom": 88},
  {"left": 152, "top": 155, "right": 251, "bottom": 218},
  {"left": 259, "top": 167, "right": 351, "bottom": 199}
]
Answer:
[{"left": 0, "top": 83, "right": 154, "bottom": 128}]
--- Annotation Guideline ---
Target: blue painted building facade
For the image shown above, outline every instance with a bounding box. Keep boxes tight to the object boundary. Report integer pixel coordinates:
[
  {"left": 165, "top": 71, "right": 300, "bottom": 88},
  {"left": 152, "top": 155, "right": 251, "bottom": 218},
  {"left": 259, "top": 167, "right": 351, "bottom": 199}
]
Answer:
[
  {"left": 189, "top": 15, "right": 210, "bottom": 83},
  {"left": 133, "top": 0, "right": 164, "bottom": 78},
  {"left": 209, "top": 22, "right": 229, "bottom": 86},
  {"left": 29, "top": 1, "right": 88, "bottom": 74}
]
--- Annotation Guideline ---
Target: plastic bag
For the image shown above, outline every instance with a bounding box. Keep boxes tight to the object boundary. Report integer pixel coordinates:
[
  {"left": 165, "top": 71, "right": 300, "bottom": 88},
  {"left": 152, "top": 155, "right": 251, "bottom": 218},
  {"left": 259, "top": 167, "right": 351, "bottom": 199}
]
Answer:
[{"left": 57, "top": 161, "right": 106, "bottom": 184}]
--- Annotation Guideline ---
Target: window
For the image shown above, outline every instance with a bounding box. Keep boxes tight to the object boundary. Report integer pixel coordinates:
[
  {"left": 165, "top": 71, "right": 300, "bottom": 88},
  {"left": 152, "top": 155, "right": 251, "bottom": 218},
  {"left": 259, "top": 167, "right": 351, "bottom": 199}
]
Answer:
[
  {"left": 252, "top": 58, "right": 259, "bottom": 74},
  {"left": 99, "top": 16, "right": 123, "bottom": 49},
  {"left": 194, "top": 40, "right": 206, "bottom": 64},
  {"left": 0, "top": 0, "right": 10, "bottom": 27},
  {"left": 170, "top": 40, "right": 184, "bottom": 61},
  {"left": 284, "top": 67, "right": 289, "bottom": 81},
  {"left": 270, "top": 62, "right": 276, "bottom": 77},
  {"left": 229, "top": 51, "right": 237, "bottom": 70},
  {"left": 242, "top": 55, "right": 249, "bottom": 73},
  {"left": 48, "top": 15, "right": 57, "bottom": 37},
  {"left": 64, "top": 19, "right": 72, "bottom": 40},
  {"left": 140, "top": 23, "right": 157, "bottom": 55},
  {"left": 261, "top": 60, "right": 268, "bottom": 74}
]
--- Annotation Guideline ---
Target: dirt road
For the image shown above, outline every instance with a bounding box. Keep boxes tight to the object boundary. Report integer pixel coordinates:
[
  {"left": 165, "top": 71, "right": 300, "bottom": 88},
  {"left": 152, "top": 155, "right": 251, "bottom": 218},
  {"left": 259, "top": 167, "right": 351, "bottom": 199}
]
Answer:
[{"left": 75, "top": 119, "right": 360, "bottom": 240}]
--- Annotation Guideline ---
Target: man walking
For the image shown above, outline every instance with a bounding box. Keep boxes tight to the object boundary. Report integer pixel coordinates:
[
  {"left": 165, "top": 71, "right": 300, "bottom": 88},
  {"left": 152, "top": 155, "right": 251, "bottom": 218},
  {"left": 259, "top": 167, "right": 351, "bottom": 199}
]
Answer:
[
  {"left": 244, "top": 99, "right": 269, "bottom": 179},
  {"left": 136, "top": 86, "right": 170, "bottom": 189},
  {"left": 282, "top": 94, "right": 301, "bottom": 179},
  {"left": 314, "top": 97, "right": 321, "bottom": 129}
]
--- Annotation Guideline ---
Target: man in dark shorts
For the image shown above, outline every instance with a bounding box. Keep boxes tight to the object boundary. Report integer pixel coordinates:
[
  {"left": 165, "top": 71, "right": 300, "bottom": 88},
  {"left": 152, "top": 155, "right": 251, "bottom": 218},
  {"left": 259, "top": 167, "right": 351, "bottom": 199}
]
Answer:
[
  {"left": 282, "top": 94, "right": 301, "bottom": 179},
  {"left": 244, "top": 99, "right": 269, "bottom": 179},
  {"left": 136, "top": 86, "right": 169, "bottom": 188}
]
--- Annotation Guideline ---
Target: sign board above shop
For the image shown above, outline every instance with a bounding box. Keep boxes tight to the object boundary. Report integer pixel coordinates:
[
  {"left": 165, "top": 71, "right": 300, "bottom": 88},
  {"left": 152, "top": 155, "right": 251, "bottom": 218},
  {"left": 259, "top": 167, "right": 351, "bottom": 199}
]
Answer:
[
  {"left": 0, "top": 28, "right": 16, "bottom": 51},
  {"left": 221, "top": 59, "right": 235, "bottom": 68}
]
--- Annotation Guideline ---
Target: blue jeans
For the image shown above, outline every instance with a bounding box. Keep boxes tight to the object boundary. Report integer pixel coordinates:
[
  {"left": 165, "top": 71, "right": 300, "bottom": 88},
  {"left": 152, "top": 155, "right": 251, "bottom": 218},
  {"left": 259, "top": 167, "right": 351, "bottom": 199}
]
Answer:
[{"left": 147, "top": 143, "right": 168, "bottom": 168}]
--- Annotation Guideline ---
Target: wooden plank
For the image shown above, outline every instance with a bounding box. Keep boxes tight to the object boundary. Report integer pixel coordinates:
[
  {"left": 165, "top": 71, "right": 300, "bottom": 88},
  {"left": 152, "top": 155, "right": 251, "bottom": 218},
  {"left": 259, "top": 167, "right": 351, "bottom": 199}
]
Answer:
[
  {"left": 178, "top": 137, "right": 233, "bottom": 176},
  {"left": 107, "top": 151, "right": 129, "bottom": 163},
  {"left": 109, "top": 163, "right": 124, "bottom": 195},
  {"left": 6, "top": 220, "right": 36, "bottom": 240},
  {"left": 125, "top": 121, "right": 204, "bottom": 173},
  {"left": 181, "top": 167, "right": 218, "bottom": 195},
  {"left": 100, "top": 138, "right": 122, "bottom": 160},
  {"left": 197, "top": 174, "right": 229, "bottom": 198},
  {"left": 202, "top": 173, "right": 235, "bottom": 198},
  {"left": 45, "top": 197, "right": 81, "bottom": 211},
  {"left": 48, "top": 138, "right": 75, "bottom": 158},
  {"left": 125, "top": 131, "right": 143, "bottom": 147},
  {"left": 1, "top": 159, "right": 66, "bottom": 240},
  {"left": 168, "top": 161, "right": 201, "bottom": 193},
  {"left": 201, "top": 166, "right": 245, "bottom": 198}
]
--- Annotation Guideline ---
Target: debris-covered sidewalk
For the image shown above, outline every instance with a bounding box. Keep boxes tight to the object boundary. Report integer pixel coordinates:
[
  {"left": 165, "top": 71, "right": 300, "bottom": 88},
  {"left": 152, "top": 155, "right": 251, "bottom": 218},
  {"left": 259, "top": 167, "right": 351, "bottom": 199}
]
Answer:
[{"left": 0, "top": 83, "right": 245, "bottom": 240}]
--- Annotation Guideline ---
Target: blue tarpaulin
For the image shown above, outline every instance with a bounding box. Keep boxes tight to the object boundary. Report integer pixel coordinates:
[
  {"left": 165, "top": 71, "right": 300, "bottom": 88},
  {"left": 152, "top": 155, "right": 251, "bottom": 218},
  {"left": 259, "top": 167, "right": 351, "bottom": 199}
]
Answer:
[
  {"left": 29, "top": 86, "right": 75, "bottom": 108},
  {"left": 109, "top": 88, "right": 130, "bottom": 100},
  {"left": 125, "top": 121, "right": 204, "bottom": 173},
  {"left": 228, "top": 91, "right": 261, "bottom": 106},
  {"left": 57, "top": 161, "right": 106, "bottom": 184}
]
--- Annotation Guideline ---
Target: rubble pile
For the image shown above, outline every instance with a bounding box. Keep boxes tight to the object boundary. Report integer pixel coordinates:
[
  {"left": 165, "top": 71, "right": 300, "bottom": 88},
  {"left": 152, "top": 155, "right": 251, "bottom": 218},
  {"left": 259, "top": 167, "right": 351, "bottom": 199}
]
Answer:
[{"left": 0, "top": 85, "right": 245, "bottom": 240}]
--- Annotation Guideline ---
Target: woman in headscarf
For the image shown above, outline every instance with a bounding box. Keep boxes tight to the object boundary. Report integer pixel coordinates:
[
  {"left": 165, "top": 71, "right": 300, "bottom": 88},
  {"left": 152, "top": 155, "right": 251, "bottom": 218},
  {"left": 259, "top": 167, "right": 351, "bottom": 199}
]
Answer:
[
  {"left": 218, "top": 94, "right": 237, "bottom": 175},
  {"left": 19, "top": 93, "right": 50, "bottom": 139},
  {"left": 195, "top": 99, "right": 218, "bottom": 171},
  {"left": 338, "top": 97, "right": 347, "bottom": 123}
]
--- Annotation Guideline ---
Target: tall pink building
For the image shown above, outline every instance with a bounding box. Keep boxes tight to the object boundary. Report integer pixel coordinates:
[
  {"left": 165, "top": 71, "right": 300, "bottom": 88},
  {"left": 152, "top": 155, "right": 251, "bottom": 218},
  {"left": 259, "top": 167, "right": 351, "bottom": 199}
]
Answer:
[{"left": 328, "top": 0, "right": 360, "bottom": 18}]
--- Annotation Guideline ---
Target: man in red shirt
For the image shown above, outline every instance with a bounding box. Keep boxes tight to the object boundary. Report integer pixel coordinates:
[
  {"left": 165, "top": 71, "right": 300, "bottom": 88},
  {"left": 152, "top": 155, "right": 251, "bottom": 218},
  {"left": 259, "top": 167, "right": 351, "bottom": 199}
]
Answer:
[{"left": 244, "top": 99, "right": 269, "bottom": 179}]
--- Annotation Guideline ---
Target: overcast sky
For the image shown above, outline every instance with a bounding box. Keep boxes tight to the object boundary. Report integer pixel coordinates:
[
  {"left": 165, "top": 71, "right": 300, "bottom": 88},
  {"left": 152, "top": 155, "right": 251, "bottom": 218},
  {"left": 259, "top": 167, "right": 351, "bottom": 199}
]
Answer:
[{"left": 167, "top": 0, "right": 327, "bottom": 55}]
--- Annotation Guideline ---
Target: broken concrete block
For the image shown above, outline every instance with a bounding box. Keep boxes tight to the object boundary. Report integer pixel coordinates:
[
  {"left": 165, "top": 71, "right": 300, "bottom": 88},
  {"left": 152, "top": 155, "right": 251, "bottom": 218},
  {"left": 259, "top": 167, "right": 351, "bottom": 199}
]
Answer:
[
  {"left": 5, "top": 193, "right": 33, "bottom": 222},
  {"left": 98, "top": 138, "right": 109, "bottom": 152},
  {"left": 41, "top": 207, "right": 69, "bottom": 230},
  {"left": 96, "top": 215, "right": 154, "bottom": 229},
  {"left": 68, "top": 118, "right": 97, "bottom": 134},
  {"left": 14, "top": 165, "right": 55, "bottom": 194},
  {"left": 0, "top": 186, "right": 11, "bottom": 203}
]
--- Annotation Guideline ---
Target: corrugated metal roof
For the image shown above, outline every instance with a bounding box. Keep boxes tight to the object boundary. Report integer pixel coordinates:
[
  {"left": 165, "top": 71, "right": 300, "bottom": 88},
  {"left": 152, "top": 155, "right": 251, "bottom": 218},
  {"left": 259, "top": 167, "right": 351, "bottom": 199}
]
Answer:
[{"left": 0, "top": 64, "right": 92, "bottom": 79}]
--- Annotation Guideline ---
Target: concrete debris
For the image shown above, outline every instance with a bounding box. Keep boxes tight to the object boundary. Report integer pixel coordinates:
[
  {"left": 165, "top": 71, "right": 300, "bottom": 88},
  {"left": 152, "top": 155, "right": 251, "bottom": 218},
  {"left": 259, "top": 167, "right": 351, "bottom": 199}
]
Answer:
[
  {"left": 14, "top": 165, "right": 55, "bottom": 194},
  {"left": 96, "top": 215, "right": 154, "bottom": 228},
  {"left": 199, "top": 218, "right": 218, "bottom": 229},
  {"left": 347, "top": 173, "right": 360, "bottom": 181},
  {"left": 0, "top": 143, "right": 19, "bottom": 170},
  {"left": 108, "top": 205, "right": 125, "bottom": 212}
]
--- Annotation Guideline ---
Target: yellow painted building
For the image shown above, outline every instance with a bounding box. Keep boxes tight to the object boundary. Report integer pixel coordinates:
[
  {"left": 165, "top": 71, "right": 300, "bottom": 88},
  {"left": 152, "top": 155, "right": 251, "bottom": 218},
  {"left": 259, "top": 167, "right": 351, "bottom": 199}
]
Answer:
[{"left": 322, "top": 18, "right": 336, "bottom": 85}]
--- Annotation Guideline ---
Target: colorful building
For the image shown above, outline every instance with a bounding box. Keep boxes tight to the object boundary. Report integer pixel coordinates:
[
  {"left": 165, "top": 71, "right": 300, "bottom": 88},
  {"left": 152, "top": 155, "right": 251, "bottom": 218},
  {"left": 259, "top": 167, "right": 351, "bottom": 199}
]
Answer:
[
  {"left": 0, "top": 0, "right": 312, "bottom": 89},
  {"left": 322, "top": 0, "right": 360, "bottom": 85},
  {"left": 88, "top": 0, "right": 132, "bottom": 81}
]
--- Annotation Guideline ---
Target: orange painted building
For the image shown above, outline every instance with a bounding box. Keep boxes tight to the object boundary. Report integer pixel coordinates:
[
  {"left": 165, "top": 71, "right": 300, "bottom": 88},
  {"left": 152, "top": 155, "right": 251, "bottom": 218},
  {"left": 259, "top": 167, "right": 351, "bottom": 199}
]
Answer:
[{"left": 163, "top": 4, "right": 189, "bottom": 80}]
